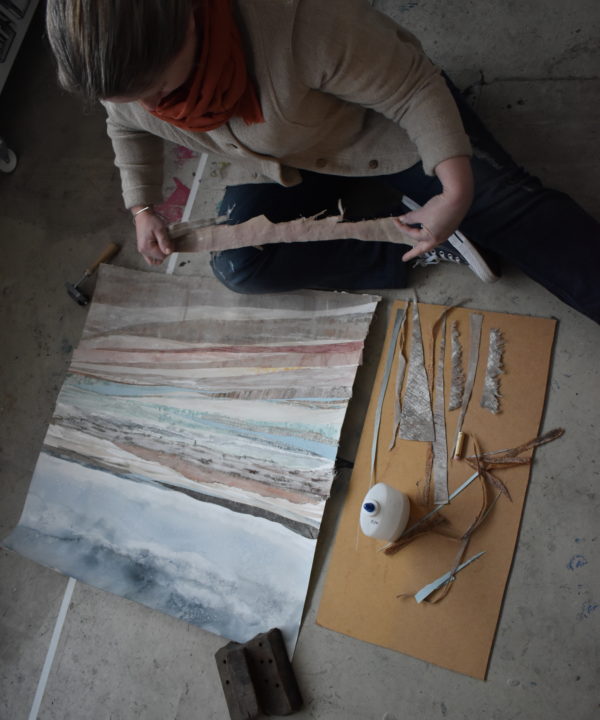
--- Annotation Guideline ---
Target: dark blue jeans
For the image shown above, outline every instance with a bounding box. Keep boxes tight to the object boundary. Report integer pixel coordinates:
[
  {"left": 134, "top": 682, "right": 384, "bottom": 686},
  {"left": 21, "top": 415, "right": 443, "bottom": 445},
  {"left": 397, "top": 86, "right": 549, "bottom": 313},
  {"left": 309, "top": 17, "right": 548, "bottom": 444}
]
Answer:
[{"left": 211, "top": 80, "right": 600, "bottom": 324}]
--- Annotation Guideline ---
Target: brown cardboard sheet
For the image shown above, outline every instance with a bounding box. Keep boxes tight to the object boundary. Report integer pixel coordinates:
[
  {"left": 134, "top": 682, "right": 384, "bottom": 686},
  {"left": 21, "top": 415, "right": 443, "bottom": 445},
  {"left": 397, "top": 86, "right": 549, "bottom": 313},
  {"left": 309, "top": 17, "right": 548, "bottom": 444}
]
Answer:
[{"left": 317, "top": 302, "right": 557, "bottom": 679}]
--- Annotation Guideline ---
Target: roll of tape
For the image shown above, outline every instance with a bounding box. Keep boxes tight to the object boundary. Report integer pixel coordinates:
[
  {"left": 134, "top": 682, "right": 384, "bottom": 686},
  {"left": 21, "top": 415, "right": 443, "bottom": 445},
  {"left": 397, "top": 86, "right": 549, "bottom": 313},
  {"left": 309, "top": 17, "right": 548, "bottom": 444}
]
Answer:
[{"left": 359, "top": 483, "right": 410, "bottom": 542}]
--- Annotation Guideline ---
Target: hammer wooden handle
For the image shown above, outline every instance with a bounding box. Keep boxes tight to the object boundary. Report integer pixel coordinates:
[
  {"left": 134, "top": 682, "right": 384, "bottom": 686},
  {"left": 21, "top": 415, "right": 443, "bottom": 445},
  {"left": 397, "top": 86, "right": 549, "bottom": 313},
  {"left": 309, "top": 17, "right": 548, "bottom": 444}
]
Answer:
[{"left": 85, "top": 242, "right": 121, "bottom": 275}]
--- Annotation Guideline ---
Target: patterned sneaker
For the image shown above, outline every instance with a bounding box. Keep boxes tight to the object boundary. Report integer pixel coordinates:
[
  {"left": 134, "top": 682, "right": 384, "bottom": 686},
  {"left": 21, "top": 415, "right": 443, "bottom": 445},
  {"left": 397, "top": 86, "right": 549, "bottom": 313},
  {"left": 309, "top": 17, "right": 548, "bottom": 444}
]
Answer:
[{"left": 402, "top": 195, "right": 500, "bottom": 284}]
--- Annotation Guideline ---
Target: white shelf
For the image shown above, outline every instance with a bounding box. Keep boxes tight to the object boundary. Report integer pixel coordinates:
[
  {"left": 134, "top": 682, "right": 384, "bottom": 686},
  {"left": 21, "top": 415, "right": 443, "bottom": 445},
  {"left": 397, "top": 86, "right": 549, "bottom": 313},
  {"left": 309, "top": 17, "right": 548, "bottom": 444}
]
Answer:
[{"left": 0, "top": 0, "right": 40, "bottom": 96}]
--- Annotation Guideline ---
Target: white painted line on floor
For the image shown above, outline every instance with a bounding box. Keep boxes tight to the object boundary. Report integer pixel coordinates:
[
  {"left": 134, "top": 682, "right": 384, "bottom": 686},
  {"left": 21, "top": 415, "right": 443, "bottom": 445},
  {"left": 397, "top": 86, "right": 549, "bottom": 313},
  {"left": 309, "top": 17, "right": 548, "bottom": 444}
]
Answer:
[
  {"left": 28, "top": 577, "right": 77, "bottom": 720},
  {"left": 166, "top": 152, "right": 209, "bottom": 275}
]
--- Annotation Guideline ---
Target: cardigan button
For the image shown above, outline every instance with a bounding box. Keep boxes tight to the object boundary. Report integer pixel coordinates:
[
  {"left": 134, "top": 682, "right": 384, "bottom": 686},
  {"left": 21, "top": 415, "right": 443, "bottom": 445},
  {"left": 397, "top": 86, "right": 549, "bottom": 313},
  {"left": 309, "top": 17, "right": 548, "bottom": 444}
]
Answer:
[
  {"left": 369, "top": 159, "right": 379, "bottom": 169},
  {"left": 315, "top": 158, "right": 327, "bottom": 168}
]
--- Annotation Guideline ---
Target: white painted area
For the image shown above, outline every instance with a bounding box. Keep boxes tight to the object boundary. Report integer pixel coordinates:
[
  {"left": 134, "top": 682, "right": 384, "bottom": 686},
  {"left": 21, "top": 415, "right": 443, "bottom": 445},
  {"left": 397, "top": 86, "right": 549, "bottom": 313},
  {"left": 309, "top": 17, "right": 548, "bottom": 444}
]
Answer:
[{"left": 10, "top": 453, "right": 315, "bottom": 654}]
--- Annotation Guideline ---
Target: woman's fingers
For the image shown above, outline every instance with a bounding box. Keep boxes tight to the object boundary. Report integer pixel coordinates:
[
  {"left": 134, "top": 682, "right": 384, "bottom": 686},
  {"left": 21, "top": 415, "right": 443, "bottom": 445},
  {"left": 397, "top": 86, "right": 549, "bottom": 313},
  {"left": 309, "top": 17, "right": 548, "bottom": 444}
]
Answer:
[
  {"left": 139, "top": 237, "right": 166, "bottom": 264},
  {"left": 401, "top": 239, "right": 436, "bottom": 263},
  {"left": 396, "top": 225, "right": 438, "bottom": 262},
  {"left": 135, "top": 212, "right": 173, "bottom": 264},
  {"left": 395, "top": 191, "right": 471, "bottom": 262},
  {"left": 395, "top": 218, "right": 441, "bottom": 261},
  {"left": 396, "top": 218, "right": 440, "bottom": 240},
  {"left": 155, "top": 226, "right": 174, "bottom": 256}
]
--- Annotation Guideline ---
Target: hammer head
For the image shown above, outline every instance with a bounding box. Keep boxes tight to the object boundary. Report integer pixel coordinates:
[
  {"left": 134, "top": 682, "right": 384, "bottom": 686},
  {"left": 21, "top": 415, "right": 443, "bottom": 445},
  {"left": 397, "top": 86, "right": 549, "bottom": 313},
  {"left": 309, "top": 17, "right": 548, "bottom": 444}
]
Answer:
[{"left": 66, "top": 282, "right": 89, "bottom": 306}]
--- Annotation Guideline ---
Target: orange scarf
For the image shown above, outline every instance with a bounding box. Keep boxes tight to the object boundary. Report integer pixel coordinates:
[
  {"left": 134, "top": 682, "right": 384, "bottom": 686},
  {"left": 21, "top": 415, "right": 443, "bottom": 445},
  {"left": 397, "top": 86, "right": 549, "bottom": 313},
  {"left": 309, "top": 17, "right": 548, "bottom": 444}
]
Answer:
[{"left": 151, "top": 0, "right": 264, "bottom": 131}]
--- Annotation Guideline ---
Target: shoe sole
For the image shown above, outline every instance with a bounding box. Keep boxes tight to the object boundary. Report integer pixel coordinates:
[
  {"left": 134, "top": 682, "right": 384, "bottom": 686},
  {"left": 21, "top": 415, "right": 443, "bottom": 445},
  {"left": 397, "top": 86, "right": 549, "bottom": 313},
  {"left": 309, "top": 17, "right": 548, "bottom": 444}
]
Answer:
[{"left": 401, "top": 195, "right": 499, "bottom": 284}]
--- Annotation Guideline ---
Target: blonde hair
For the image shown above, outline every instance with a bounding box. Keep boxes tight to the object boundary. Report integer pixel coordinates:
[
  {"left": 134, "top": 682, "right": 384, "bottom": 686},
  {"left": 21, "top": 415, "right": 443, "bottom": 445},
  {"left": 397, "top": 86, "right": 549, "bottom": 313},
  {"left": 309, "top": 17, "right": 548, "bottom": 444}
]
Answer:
[{"left": 46, "top": 0, "right": 193, "bottom": 101}]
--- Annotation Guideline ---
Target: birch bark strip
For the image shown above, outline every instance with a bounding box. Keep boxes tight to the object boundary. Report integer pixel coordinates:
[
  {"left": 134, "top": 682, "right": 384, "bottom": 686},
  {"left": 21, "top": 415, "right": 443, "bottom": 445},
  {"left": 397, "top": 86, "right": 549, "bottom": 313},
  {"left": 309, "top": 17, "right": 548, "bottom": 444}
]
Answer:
[
  {"left": 411, "top": 551, "right": 486, "bottom": 603},
  {"left": 432, "top": 316, "right": 449, "bottom": 504},
  {"left": 398, "top": 301, "right": 435, "bottom": 442},
  {"left": 170, "top": 214, "right": 418, "bottom": 252},
  {"left": 448, "top": 320, "right": 465, "bottom": 411},
  {"left": 453, "top": 313, "right": 483, "bottom": 450},
  {"left": 481, "top": 328, "right": 505, "bottom": 413},
  {"left": 370, "top": 307, "right": 407, "bottom": 484},
  {"left": 389, "top": 314, "right": 408, "bottom": 450}
]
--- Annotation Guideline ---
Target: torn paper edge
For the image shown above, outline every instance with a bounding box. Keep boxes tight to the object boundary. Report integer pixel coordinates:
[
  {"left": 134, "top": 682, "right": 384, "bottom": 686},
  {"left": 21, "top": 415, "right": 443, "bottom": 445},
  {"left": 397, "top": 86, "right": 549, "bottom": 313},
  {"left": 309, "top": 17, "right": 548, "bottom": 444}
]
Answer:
[
  {"left": 398, "top": 301, "right": 435, "bottom": 442},
  {"left": 171, "top": 214, "right": 418, "bottom": 253},
  {"left": 448, "top": 320, "right": 465, "bottom": 411},
  {"left": 480, "top": 328, "right": 505, "bottom": 413}
]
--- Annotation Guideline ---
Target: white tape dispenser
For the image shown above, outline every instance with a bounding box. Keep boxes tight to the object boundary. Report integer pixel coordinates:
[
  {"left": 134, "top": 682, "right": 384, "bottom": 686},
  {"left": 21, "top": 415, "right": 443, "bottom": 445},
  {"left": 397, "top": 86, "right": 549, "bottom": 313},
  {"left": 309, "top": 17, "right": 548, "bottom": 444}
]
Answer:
[{"left": 359, "top": 482, "right": 410, "bottom": 542}]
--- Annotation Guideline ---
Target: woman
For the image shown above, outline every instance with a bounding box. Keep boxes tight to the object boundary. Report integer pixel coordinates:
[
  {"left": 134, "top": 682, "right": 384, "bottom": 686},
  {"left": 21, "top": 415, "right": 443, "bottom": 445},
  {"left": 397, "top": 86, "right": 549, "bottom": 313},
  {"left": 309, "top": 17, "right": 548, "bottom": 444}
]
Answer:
[{"left": 46, "top": 0, "right": 600, "bottom": 323}]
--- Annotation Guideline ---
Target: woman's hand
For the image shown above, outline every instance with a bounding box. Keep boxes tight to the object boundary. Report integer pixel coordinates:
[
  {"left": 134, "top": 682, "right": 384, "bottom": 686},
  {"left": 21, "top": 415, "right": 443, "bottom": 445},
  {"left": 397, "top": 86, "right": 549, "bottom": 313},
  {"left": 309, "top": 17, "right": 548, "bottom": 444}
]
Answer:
[
  {"left": 395, "top": 156, "right": 474, "bottom": 262},
  {"left": 131, "top": 206, "right": 174, "bottom": 265}
]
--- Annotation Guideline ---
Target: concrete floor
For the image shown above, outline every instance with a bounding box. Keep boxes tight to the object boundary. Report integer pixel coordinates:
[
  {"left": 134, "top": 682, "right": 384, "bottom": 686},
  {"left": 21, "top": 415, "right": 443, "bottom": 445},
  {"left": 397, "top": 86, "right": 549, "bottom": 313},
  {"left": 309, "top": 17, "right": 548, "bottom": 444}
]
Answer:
[{"left": 1, "top": 2, "right": 599, "bottom": 719}]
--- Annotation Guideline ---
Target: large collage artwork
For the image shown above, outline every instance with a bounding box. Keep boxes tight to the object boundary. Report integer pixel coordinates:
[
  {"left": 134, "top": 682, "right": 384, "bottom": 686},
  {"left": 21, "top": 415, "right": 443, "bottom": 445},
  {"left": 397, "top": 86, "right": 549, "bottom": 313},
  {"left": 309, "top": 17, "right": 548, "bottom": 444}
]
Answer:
[{"left": 5, "top": 266, "right": 378, "bottom": 653}]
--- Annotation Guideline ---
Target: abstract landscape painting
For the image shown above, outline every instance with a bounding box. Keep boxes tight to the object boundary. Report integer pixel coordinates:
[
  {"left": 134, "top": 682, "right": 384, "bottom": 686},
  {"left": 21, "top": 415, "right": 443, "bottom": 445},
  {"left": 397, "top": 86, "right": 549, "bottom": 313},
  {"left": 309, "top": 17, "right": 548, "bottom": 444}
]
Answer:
[{"left": 4, "top": 266, "right": 378, "bottom": 652}]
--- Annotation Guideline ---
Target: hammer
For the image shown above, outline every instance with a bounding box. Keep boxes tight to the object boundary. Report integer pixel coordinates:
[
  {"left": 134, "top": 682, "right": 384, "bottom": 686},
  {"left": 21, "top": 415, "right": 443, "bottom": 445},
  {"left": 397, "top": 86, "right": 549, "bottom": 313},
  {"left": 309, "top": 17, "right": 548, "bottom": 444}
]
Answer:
[{"left": 66, "top": 242, "right": 122, "bottom": 305}]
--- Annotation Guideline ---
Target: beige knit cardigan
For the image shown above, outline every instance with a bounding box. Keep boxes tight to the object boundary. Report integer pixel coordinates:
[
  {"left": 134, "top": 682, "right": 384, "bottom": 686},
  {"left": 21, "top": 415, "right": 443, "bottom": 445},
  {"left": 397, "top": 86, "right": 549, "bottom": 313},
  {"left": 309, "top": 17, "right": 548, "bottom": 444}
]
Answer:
[{"left": 103, "top": 0, "right": 471, "bottom": 210}]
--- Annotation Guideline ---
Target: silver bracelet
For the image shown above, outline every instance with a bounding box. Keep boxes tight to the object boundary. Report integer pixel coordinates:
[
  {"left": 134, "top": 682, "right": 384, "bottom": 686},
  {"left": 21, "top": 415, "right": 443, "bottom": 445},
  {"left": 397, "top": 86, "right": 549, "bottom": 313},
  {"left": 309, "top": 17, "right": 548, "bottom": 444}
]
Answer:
[{"left": 132, "top": 205, "right": 153, "bottom": 224}]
